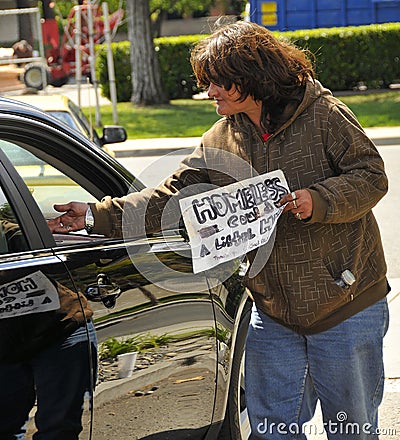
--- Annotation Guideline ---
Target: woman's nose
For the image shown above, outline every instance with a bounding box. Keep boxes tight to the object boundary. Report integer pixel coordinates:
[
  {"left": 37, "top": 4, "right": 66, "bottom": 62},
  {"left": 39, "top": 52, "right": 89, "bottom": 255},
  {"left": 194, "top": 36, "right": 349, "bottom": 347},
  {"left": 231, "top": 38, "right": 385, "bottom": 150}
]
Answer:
[{"left": 208, "top": 83, "right": 219, "bottom": 98}]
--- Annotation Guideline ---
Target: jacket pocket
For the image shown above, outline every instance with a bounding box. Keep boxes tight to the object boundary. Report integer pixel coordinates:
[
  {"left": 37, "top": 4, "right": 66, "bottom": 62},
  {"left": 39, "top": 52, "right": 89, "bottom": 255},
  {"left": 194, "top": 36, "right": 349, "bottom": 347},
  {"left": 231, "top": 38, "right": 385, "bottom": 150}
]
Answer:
[{"left": 280, "top": 259, "right": 353, "bottom": 328}]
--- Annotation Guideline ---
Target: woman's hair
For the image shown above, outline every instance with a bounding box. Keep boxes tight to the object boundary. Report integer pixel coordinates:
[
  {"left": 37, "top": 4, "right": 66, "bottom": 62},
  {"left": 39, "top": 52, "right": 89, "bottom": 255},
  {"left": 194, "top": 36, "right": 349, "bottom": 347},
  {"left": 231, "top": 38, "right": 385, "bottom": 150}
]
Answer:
[{"left": 190, "top": 20, "right": 315, "bottom": 132}]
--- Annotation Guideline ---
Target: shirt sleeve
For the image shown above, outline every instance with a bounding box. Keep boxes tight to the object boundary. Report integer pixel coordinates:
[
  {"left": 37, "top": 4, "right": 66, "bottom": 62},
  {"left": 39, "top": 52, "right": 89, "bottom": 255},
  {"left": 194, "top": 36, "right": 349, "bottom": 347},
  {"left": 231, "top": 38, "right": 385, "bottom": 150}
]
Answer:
[{"left": 90, "top": 144, "right": 211, "bottom": 238}]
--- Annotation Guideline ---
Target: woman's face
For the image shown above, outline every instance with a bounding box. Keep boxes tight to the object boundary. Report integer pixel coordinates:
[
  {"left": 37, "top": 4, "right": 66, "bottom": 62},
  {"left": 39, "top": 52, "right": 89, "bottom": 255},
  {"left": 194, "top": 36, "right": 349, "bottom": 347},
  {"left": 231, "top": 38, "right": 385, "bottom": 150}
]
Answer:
[{"left": 208, "top": 82, "right": 260, "bottom": 118}]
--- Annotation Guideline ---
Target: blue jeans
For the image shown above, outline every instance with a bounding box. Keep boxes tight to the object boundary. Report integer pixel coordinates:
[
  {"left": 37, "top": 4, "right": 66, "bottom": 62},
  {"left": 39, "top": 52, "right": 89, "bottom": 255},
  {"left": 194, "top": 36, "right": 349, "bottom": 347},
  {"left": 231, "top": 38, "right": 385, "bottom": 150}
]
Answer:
[
  {"left": 0, "top": 323, "right": 97, "bottom": 440},
  {"left": 245, "top": 298, "right": 389, "bottom": 439}
]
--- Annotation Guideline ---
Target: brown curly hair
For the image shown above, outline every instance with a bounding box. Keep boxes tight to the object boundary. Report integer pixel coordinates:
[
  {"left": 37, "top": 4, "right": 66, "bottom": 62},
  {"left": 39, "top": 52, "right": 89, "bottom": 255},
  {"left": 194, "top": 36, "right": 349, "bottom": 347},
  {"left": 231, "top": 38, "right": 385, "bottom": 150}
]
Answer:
[{"left": 190, "top": 20, "right": 315, "bottom": 132}]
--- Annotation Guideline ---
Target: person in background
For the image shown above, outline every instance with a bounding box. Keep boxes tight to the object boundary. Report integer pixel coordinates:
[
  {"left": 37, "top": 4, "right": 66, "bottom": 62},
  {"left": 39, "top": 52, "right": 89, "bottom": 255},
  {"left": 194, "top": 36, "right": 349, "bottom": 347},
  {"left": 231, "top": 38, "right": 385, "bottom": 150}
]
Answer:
[
  {"left": 0, "top": 219, "right": 97, "bottom": 439},
  {"left": 48, "top": 20, "right": 389, "bottom": 439}
]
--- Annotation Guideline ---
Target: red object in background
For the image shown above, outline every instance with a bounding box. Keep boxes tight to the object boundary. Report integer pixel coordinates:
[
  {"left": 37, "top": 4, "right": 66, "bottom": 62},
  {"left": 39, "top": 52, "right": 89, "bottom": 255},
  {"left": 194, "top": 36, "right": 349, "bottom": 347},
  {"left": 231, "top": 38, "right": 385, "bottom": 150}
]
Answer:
[{"left": 37, "top": 4, "right": 124, "bottom": 87}]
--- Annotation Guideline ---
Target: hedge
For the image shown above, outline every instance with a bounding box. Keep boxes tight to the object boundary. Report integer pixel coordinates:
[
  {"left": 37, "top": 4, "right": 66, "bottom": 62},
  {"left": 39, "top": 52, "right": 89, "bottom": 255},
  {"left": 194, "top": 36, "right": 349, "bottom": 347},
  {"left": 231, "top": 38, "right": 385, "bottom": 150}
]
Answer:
[
  {"left": 283, "top": 22, "right": 400, "bottom": 91},
  {"left": 96, "top": 22, "right": 400, "bottom": 102},
  {"left": 96, "top": 35, "right": 204, "bottom": 102}
]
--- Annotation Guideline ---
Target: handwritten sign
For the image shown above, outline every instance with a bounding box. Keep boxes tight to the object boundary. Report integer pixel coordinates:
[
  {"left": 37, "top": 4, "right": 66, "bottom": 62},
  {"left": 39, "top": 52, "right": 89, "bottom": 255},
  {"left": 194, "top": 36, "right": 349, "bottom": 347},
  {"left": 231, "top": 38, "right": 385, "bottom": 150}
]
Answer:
[
  {"left": 179, "top": 169, "right": 290, "bottom": 273},
  {"left": 0, "top": 271, "right": 60, "bottom": 319}
]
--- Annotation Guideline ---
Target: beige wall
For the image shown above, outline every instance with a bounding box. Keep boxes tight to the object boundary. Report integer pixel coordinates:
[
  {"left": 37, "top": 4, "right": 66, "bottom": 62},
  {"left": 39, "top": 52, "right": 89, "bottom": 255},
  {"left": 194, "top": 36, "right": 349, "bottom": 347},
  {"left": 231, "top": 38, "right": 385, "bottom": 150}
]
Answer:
[
  {"left": 160, "top": 16, "right": 238, "bottom": 37},
  {"left": 0, "top": 1, "right": 41, "bottom": 46},
  {"left": 0, "top": 1, "right": 20, "bottom": 44}
]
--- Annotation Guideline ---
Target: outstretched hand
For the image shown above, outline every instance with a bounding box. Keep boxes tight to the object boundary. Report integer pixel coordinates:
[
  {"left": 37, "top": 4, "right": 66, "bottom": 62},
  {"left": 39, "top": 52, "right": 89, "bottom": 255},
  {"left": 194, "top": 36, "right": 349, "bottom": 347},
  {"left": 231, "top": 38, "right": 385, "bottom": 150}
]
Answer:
[{"left": 47, "top": 202, "right": 89, "bottom": 234}]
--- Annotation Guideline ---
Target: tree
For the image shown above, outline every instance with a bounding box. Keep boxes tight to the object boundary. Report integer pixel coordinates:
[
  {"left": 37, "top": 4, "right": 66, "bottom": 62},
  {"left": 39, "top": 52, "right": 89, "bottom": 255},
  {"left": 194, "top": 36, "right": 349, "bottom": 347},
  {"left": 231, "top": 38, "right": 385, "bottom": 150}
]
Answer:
[{"left": 126, "top": 0, "right": 168, "bottom": 105}]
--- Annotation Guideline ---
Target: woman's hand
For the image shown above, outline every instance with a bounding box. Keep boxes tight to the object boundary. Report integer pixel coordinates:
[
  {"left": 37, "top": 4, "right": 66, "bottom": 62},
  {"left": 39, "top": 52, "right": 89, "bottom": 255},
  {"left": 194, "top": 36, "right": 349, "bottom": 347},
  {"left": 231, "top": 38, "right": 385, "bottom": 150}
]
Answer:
[
  {"left": 47, "top": 202, "right": 89, "bottom": 233},
  {"left": 279, "top": 189, "right": 313, "bottom": 221}
]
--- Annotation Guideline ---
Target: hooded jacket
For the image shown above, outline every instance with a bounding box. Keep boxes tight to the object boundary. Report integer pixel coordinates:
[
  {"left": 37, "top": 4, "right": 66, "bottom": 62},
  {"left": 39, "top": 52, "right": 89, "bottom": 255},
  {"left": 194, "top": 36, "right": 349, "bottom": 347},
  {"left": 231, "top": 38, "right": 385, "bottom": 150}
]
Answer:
[{"left": 91, "top": 80, "right": 389, "bottom": 334}]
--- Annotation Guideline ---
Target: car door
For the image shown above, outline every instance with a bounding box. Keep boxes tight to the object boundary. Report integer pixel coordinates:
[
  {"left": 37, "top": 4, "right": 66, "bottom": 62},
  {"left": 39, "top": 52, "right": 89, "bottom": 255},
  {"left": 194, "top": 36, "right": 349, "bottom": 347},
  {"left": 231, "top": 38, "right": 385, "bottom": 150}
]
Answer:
[
  {"left": 0, "top": 114, "right": 218, "bottom": 439},
  {"left": 0, "top": 151, "right": 94, "bottom": 439}
]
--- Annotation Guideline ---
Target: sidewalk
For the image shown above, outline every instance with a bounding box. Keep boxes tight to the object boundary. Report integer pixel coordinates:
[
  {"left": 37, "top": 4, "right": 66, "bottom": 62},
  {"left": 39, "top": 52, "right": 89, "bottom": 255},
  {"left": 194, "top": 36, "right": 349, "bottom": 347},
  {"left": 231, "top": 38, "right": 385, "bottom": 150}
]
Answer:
[{"left": 109, "top": 126, "right": 400, "bottom": 158}]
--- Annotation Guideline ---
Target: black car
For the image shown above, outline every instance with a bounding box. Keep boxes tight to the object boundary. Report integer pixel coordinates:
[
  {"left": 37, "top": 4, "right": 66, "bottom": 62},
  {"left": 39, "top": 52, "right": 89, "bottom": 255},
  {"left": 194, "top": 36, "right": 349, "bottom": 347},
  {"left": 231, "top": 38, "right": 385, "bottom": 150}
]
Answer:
[{"left": 0, "top": 97, "right": 251, "bottom": 439}]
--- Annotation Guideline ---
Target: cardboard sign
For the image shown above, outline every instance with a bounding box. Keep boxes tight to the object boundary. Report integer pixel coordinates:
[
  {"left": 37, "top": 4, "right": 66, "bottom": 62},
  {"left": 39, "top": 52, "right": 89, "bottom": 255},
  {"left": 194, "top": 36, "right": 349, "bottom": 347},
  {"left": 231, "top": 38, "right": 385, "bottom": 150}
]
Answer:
[
  {"left": 179, "top": 169, "right": 290, "bottom": 273},
  {"left": 0, "top": 271, "right": 60, "bottom": 319}
]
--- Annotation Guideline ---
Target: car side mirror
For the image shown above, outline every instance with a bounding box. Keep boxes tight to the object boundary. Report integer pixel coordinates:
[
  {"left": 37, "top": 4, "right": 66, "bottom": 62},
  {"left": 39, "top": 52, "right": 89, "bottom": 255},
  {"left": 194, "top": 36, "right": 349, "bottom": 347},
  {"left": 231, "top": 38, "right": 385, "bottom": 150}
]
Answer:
[{"left": 101, "top": 126, "right": 127, "bottom": 145}]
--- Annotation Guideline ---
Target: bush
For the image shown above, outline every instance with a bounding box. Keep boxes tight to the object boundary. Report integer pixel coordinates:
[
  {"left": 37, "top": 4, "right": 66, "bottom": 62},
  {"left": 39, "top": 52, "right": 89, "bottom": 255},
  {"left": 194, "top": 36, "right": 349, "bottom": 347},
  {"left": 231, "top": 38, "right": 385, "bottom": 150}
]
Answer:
[
  {"left": 155, "top": 35, "right": 205, "bottom": 99},
  {"left": 96, "top": 22, "right": 400, "bottom": 101},
  {"left": 96, "top": 35, "right": 204, "bottom": 102},
  {"left": 99, "top": 333, "right": 171, "bottom": 360},
  {"left": 283, "top": 23, "right": 400, "bottom": 91},
  {"left": 96, "top": 41, "right": 132, "bottom": 102}
]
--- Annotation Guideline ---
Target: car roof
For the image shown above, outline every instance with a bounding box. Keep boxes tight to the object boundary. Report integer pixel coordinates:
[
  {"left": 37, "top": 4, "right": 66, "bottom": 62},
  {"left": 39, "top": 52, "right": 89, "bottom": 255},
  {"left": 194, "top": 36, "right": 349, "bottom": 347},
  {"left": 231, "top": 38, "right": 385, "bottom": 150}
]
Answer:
[
  {"left": 0, "top": 96, "right": 143, "bottom": 191},
  {"left": 0, "top": 96, "right": 90, "bottom": 144},
  {"left": 7, "top": 93, "right": 72, "bottom": 112}
]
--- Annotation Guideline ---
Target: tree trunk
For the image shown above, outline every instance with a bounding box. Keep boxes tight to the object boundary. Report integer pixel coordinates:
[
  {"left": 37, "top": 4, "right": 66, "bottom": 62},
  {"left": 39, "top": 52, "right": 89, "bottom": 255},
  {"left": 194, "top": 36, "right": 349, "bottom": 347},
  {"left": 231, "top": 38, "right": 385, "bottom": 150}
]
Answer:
[
  {"left": 126, "top": 0, "right": 168, "bottom": 106},
  {"left": 17, "top": 0, "right": 34, "bottom": 45},
  {"left": 151, "top": 9, "right": 168, "bottom": 39}
]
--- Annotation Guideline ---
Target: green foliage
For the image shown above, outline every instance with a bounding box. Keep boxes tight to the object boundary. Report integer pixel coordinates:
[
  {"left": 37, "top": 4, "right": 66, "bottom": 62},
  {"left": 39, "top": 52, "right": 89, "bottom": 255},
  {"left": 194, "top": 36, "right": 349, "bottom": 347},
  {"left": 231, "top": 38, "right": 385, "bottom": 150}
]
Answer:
[
  {"left": 150, "top": 0, "right": 214, "bottom": 17},
  {"left": 96, "top": 35, "right": 205, "bottom": 101},
  {"left": 282, "top": 23, "right": 400, "bottom": 91},
  {"left": 155, "top": 35, "right": 205, "bottom": 99},
  {"left": 54, "top": 1, "right": 127, "bottom": 36},
  {"left": 54, "top": 1, "right": 123, "bottom": 18},
  {"left": 96, "top": 22, "right": 400, "bottom": 102},
  {"left": 96, "top": 42, "right": 132, "bottom": 102},
  {"left": 99, "top": 333, "right": 172, "bottom": 360}
]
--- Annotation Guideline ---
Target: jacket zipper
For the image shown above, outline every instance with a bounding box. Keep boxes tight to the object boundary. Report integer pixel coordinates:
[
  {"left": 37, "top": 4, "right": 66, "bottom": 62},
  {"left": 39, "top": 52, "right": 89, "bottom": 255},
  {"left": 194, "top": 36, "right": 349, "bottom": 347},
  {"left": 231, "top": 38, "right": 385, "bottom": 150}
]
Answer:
[{"left": 264, "top": 131, "right": 292, "bottom": 322}]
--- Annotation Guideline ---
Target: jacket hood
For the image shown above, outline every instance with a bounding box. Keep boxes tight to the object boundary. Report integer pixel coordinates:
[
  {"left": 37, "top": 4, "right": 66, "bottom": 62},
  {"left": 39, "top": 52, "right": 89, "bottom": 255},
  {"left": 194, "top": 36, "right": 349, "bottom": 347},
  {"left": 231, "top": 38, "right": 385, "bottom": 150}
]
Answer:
[
  {"left": 230, "top": 79, "right": 333, "bottom": 138},
  {"left": 277, "top": 79, "right": 332, "bottom": 134}
]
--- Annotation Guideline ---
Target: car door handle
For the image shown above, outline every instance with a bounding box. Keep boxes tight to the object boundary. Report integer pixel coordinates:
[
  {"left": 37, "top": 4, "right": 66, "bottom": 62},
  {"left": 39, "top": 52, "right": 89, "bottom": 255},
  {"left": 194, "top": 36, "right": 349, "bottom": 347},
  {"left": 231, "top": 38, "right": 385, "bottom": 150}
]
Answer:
[{"left": 85, "top": 273, "right": 121, "bottom": 309}]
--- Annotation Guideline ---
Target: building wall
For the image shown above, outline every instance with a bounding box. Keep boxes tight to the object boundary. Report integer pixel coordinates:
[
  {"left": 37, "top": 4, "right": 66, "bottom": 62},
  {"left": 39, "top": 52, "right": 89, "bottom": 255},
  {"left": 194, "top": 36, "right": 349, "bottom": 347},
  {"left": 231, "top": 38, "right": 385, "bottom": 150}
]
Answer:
[
  {"left": 160, "top": 15, "right": 238, "bottom": 37},
  {"left": 0, "top": 1, "right": 21, "bottom": 45}
]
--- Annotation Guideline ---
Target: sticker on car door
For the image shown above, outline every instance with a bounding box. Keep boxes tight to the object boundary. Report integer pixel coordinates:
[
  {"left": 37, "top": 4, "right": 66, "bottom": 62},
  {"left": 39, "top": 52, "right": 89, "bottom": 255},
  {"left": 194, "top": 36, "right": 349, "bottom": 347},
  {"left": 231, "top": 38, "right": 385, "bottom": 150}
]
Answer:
[{"left": 0, "top": 270, "right": 60, "bottom": 319}]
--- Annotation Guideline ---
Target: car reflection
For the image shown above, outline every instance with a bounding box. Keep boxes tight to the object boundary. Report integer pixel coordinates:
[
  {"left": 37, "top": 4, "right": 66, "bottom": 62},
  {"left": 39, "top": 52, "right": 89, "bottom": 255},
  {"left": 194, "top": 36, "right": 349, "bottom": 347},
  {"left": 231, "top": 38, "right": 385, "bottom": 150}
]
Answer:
[{"left": 0, "top": 97, "right": 250, "bottom": 439}]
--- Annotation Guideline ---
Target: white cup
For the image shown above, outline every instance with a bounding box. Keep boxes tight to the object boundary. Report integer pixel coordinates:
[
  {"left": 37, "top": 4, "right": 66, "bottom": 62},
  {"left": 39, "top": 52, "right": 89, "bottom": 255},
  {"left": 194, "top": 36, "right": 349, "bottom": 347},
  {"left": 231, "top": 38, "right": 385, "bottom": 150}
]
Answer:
[{"left": 117, "top": 351, "right": 138, "bottom": 378}]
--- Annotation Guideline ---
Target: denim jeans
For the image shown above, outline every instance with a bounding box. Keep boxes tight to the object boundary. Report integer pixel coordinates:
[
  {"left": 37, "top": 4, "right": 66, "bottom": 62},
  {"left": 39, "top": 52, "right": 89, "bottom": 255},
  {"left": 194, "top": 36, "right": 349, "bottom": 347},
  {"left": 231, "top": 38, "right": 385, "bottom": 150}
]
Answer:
[
  {"left": 245, "top": 298, "right": 389, "bottom": 439},
  {"left": 0, "top": 322, "right": 97, "bottom": 440}
]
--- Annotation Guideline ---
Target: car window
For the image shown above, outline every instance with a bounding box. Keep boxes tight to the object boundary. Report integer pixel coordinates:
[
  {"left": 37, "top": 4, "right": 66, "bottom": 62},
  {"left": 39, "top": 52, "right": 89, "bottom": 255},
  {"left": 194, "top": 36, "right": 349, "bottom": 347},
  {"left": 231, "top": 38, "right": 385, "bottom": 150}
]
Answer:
[
  {"left": 0, "top": 159, "right": 94, "bottom": 439},
  {"left": 0, "top": 140, "right": 97, "bottom": 222},
  {"left": 67, "top": 100, "right": 101, "bottom": 145}
]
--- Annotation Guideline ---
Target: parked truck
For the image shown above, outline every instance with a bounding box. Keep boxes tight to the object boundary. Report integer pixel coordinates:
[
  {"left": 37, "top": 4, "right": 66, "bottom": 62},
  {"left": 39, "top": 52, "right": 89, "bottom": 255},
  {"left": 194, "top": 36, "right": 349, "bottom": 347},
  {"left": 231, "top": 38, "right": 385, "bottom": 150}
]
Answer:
[
  {"left": 248, "top": 0, "right": 400, "bottom": 31},
  {"left": 23, "top": 3, "right": 123, "bottom": 90}
]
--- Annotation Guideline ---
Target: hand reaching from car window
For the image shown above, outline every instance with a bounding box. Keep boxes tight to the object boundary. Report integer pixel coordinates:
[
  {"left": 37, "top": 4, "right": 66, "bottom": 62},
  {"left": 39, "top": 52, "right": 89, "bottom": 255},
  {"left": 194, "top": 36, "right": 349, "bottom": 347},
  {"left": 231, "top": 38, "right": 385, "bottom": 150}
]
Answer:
[{"left": 47, "top": 202, "right": 88, "bottom": 234}]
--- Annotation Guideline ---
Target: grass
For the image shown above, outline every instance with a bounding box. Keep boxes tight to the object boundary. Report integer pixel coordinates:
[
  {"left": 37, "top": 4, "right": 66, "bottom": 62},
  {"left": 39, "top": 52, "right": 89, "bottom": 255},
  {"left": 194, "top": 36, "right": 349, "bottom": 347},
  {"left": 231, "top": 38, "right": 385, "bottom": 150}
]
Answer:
[
  {"left": 338, "top": 91, "right": 400, "bottom": 128},
  {"left": 85, "top": 90, "right": 400, "bottom": 139},
  {"left": 90, "top": 99, "right": 220, "bottom": 139}
]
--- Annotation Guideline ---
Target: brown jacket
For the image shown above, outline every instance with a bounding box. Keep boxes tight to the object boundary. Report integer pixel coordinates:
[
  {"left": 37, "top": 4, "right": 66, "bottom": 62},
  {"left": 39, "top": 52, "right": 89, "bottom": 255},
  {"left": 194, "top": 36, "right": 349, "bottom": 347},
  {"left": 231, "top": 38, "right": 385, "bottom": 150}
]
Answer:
[{"left": 91, "top": 80, "right": 389, "bottom": 334}]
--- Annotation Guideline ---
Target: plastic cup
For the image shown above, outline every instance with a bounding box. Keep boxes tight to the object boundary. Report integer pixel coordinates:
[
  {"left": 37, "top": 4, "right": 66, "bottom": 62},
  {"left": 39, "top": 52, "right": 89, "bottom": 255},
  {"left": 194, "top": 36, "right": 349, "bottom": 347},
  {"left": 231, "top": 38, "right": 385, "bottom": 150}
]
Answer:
[{"left": 117, "top": 351, "right": 138, "bottom": 378}]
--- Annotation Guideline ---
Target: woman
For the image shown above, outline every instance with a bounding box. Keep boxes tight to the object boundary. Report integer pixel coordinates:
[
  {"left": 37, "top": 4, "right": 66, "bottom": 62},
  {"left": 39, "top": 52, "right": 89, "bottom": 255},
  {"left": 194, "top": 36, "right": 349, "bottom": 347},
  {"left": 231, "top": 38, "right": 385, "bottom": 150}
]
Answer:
[{"left": 48, "top": 20, "right": 389, "bottom": 439}]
